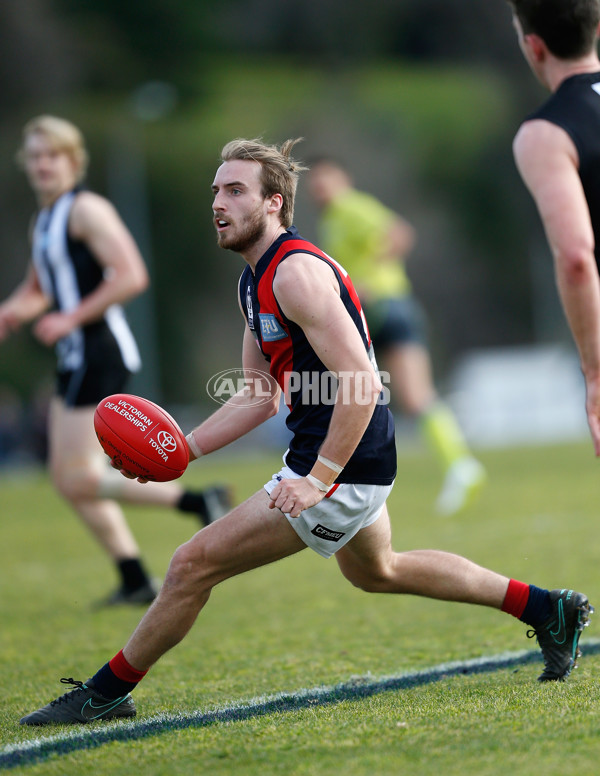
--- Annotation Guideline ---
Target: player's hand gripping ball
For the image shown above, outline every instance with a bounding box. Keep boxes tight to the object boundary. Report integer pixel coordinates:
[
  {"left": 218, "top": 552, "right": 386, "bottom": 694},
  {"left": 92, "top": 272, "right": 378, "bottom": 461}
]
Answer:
[{"left": 94, "top": 393, "right": 189, "bottom": 482}]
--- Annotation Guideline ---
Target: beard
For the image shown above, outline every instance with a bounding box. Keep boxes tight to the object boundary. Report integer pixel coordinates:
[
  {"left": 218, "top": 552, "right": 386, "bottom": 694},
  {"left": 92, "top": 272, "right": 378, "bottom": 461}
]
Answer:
[{"left": 216, "top": 203, "right": 267, "bottom": 253}]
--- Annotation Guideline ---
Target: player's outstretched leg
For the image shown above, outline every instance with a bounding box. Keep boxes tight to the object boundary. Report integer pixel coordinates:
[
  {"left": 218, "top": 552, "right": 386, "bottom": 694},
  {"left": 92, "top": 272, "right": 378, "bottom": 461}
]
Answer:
[
  {"left": 336, "top": 512, "right": 594, "bottom": 681},
  {"left": 19, "top": 491, "right": 305, "bottom": 726},
  {"left": 527, "top": 589, "right": 594, "bottom": 681}
]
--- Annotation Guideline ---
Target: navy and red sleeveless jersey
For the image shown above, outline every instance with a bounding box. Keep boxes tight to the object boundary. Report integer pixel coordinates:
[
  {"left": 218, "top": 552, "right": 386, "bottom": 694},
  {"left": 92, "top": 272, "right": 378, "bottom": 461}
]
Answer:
[
  {"left": 239, "top": 227, "right": 396, "bottom": 485},
  {"left": 526, "top": 72, "right": 600, "bottom": 268}
]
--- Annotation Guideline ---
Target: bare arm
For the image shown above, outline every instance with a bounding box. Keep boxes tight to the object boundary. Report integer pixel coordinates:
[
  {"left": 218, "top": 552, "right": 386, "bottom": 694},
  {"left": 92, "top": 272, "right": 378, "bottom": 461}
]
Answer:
[
  {"left": 514, "top": 119, "right": 600, "bottom": 452},
  {"left": 0, "top": 263, "right": 51, "bottom": 342},
  {"left": 269, "top": 254, "right": 382, "bottom": 516},
  {"left": 32, "top": 192, "right": 149, "bottom": 346},
  {"left": 186, "top": 325, "right": 281, "bottom": 460}
]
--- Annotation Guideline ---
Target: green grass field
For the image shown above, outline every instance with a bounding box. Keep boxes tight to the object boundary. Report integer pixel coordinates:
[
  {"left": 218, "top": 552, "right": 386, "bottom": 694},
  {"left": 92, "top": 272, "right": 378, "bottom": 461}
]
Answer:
[{"left": 2, "top": 441, "right": 600, "bottom": 775}]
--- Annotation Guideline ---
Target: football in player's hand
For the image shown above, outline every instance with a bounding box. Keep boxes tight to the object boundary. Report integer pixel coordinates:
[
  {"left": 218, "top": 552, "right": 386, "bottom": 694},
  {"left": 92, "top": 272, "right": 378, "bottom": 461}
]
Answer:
[{"left": 94, "top": 393, "right": 189, "bottom": 482}]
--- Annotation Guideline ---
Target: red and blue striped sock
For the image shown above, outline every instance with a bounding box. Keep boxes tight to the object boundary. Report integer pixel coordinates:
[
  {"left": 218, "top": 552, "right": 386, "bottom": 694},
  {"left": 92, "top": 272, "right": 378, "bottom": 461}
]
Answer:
[
  {"left": 91, "top": 649, "right": 148, "bottom": 699},
  {"left": 501, "top": 579, "right": 552, "bottom": 626}
]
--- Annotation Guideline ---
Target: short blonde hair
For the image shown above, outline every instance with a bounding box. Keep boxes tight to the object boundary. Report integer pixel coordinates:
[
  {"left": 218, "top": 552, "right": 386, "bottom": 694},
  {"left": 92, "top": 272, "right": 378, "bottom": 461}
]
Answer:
[
  {"left": 16, "top": 115, "right": 89, "bottom": 183},
  {"left": 220, "top": 137, "right": 307, "bottom": 228}
]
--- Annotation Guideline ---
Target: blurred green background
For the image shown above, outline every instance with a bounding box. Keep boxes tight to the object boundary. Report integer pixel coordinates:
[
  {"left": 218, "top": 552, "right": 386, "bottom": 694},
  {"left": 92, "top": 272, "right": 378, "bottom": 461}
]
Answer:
[{"left": 0, "top": 0, "right": 569, "bottom": 417}]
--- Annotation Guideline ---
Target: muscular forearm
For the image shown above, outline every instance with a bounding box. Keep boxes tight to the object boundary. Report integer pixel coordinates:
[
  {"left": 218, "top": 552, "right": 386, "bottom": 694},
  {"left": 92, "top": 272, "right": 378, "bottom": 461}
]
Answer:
[
  {"left": 555, "top": 253, "right": 600, "bottom": 378},
  {"left": 267, "top": 374, "right": 380, "bottom": 518},
  {"left": 311, "top": 372, "right": 380, "bottom": 486},
  {"left": 556, "top": 252, "right": 600, "bottom": 455},
  {"left": 186, "top": 388, "right": 280, "bottom": 460}
]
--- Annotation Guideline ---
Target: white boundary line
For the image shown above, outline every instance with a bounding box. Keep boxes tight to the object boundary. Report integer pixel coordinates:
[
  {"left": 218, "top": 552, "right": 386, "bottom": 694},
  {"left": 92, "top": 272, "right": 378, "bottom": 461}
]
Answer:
[{"left": 3, "top": 639, "right": 600, "bottom": 770}]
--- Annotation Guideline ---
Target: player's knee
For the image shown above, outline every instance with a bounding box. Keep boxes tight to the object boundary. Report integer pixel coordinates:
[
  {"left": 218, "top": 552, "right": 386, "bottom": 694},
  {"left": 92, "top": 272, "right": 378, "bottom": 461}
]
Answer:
[
  {"left": 165, "top": 540, "right": 212, "bottom": 596},
  {"left": 353, "top": 576, "right": 390, "bottom": 593},
  {"left": 340, "top": 562, "right": 395, "bottom": 593},
  {"left": 341, "top": 564, "right": 392, "bottom": 593},
  {"left": 51, "top": 463, "right": 101, "bottom": 502}
]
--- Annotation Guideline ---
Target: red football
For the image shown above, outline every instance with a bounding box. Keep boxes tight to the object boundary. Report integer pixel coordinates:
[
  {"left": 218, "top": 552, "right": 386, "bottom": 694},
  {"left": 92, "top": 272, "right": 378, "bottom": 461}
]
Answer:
[{"left": 94, "top": 393, "right": 189, "bottom": 482}]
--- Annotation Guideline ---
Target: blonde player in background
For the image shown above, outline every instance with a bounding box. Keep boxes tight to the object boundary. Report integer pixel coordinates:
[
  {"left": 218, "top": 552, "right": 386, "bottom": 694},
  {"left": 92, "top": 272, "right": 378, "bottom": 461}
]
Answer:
[{"left": 0, "top": 115, "right": 231, "bottom": 606}]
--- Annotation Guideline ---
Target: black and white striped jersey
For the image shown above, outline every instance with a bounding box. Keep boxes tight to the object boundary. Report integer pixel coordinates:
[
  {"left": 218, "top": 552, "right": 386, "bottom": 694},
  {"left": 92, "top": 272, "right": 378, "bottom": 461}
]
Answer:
[{"left": 31, "top": 189, "right": 142, "bottom": 374}]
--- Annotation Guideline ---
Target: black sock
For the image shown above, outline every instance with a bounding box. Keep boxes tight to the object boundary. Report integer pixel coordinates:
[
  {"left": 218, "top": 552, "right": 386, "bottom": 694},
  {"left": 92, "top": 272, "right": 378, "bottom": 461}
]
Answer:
[
  {"left": 177, "top": 491, "right": 207, "bottom": 518},
  {"left": 118, "top": 558, "right": 150, "bottom": 592},
  {"left": 91, "top": 662, "right": 138, "bottom": 699},
  {"left": 520, "top": 584, "right": 553, "bottom": 627}
]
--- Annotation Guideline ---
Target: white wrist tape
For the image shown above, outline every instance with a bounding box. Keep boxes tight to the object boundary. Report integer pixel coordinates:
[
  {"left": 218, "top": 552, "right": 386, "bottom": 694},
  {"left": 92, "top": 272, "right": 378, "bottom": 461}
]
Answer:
[
  {"left": 306, "top": 473, "right": 330, "bottom": 493},
  {"left": 185, "top": 431, "right": 203, "bottom": 459},
  {"left": 317, "top": 454, "right": 344, "bottom": 475}
]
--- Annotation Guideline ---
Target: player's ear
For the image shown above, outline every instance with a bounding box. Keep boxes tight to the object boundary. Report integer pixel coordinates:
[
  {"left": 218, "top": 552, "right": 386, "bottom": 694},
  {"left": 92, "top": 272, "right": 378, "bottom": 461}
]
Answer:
[
  {"left": 267, "top": 193, "right": 283, "bottom": 215},
  {"left": 525, "top": 33, "right": 547, "bottom": 63}
]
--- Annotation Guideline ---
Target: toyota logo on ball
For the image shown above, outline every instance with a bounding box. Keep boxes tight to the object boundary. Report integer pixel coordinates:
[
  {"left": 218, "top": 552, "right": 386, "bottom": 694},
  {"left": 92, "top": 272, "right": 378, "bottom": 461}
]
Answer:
[{"left": 157, "top": 430, "right": 177, "bottom": 452}]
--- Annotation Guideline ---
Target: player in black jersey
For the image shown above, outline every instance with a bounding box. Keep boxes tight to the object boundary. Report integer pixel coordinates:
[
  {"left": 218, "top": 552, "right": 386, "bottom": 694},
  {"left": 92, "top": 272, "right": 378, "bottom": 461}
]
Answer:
[
  {"left": 0, "top": 116, "right": 232, "bottom": 606},
  {"left": 508, "top": 0, "right": 600, "bottom": 453},
  {"left": 19, "top": 137, "right": 592, "bottom": 726}
]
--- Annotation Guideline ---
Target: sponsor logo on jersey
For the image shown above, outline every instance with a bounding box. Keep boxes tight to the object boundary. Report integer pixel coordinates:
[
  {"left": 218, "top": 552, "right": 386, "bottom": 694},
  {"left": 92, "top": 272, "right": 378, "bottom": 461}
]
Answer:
[{"left": 259, "top": 313, "right": 288, "bottom": 341}]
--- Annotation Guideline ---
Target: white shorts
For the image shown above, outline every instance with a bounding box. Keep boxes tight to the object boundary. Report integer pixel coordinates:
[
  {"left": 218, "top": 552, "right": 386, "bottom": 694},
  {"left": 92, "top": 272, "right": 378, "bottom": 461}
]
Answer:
[{"left": 264, "top": 465, "right": 394, "bottom": 559}]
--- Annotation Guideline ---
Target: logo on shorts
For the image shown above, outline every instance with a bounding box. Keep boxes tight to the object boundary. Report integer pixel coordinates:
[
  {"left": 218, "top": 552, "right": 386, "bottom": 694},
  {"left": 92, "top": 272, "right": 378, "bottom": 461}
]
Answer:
[{"left": 311, "top": 524, "right": 345, "bottom": 542}]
